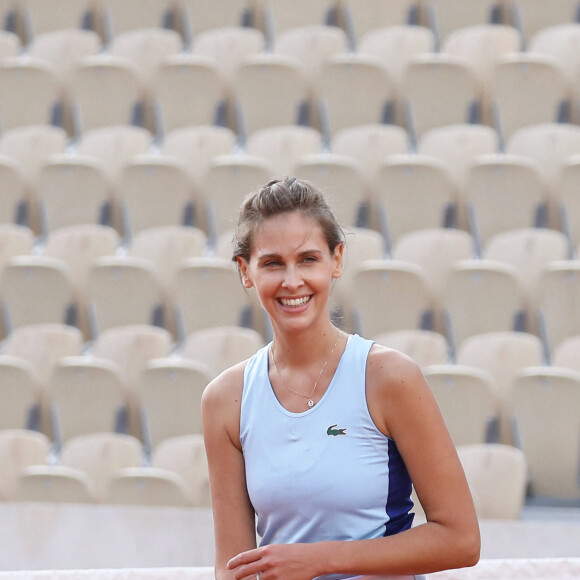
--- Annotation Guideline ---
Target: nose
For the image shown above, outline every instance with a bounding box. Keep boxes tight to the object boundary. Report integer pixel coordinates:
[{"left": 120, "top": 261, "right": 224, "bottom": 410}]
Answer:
[{"left": 282, "top": 265, "right": 303, "bottom": 291}]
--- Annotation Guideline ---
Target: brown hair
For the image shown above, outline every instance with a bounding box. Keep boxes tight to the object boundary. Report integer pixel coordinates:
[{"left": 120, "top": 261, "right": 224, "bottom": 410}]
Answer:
[{"left": 232, "top": 177, "right": 345, "bottom": 262}]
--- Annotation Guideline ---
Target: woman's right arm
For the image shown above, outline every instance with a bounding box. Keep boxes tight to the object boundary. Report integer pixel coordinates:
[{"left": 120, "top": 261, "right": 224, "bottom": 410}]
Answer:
[{"left": 202, "top": 364, "right": 258, "bottom": 580}]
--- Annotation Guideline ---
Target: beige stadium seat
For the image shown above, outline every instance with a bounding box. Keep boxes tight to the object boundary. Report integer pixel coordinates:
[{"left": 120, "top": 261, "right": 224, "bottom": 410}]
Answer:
[
  {"left": 86, "top": 256, "right": 164, "bottom": 335},
  {"left": 76, "top": 125, "right": 153, "bottom": 182},
  {"left": 182, "top": 325, "right": 264, "bottom": 375},
  {"left": 137, "top": 358, "right": 213, "bottom": 449},
  {"left": 27, "top": 30, "right": 101, "bottom": 82},
  {"left": 457, "top": 443, "right": 527, "bottom": 519},
  {"left": 0, "top": 256, "right": 77, "bottom": 333},
  {"left": 484, "top": 228, "right": 569, "bottom": 326},
  {"left": 442, "top": 259, "right": 526, "bottom": 352},
  {"left": 0, "top": 30, "right": 20, "bottom": 61},
  {"left": 34, "top": 155, "right": 113, "bottom": 236},
  {"left": 553, "top": 335, "right": 580, "bottom": 371},
  {"left": 20, "top": 0, "right": 95, "bottom": 42},
  {"left": 443, "top": 25, "right": 522, "bottom": 124},
  {"left": 330, "top": 124, "right": 409, "bottom": 180},
  {"left": 61, "top": 432, "right": 143, "bottom": 502},
  {"left": 95, "top": 0, "right": 176, "bottom": 40},
  {"left": 233, "top": 53, "right": 310, "bottom": 138},
  {"left": 0, "top": 429, "right": 50, "bottom": 500},
  {"left": 463, "top": 154, "right": 549, "bottom": 249},
  {"left": 160, "top": 126, "right": 236, "bottom": 191},
  {"left": 357, "top": 26, "right": 435, "bottom": 104},
  {"left": 0, "top": 356, "right": 41, "bottom": 432},
  {"left": 174, "top": 257, "right": 253, "bottom": 337},
  {"left": 128, "top": 225, "right": 207, "bottom": 332},
  {"left": 422, "top": 364, "right": 499, "bottom": 445},
  {"left": 372, "top": 329, "right": 449, "bottom": 367},
  {"left": 557, "top": 155, "right": 580, "bottom": 251},
  {"left": 47, "top": 355, "right": 128, "bottom": 446},
  {"left": 2, "top": 323, "right": 83, "bottom": 387},
  {"left": 154, "top": 54, "right": 230, "bottom": 134},
  {"left": 246, "top": 125, "right": 322, "bottom": 176},
  {"left": 510, "top": 366, "right": 580, "bottom": 500},
  {"left": 314, "top": 53, "right": 396, "bottom": 139},
  {"left": 201, "top": 154, "right": 273, "bottom": 243},
  {"left": 457, "top": 330, "right": 544, "bottom": 444},
  {"left": 535, "top": 260, "right": 580, "bottom": 352},
  {"left": 117, "top": 154, "right": 196, "bottom": 239},
  {"left": 0, "top": 224, "right": 34, "bottom": 275},
  {"left": 273, "top": 25, "right": 348, "bottom": 81},
  {"left": 257, "top": 0, "right": 339, "bottom": 38},
  {"left": 529, "top": 24, "right": 580, "bottom": 120},
  {"left": 175, "top": 0, "right": 255, "bottom": 41},
  {"left": 350, "top": 259, "right": 435, "bottom": 338},
  {"left": 339, "top": 0, "right": 421, "bottom": 41},
  {"left": 505, "top": 0, "right": 580, "bottom": 44},
  {"left": 292, "top": 153, "right": 368, "bottom": 229},
  {"left": 68, "top": 55, "right": 144, "bottom": 136},
  {"left": 16, "top": 464, "right": 96, "bottom": 503},
  {"left": 401, "top": 53, "right": 480, "bottom": 139},
  {"left": 0, "top": 124, "right": 68, "bottom": 181},
  {"left": 90, "top": 324, "right": 173, "bottom": 390},
  {"left": 418, "top": 124, "right": 499, "bottom": 194},
  {"left": 193, "top": 26, "right": 265, "bottom": 83},
  {"left": 331, "top": 226, "right": 385, "bottom": 330},
  {"left": 392, "top": 228, "right": 474, "bottom": 332},
  {"left": 104, "top": 466, "right": 189, "bottom": 506},
  {"left": 421, "top": 0, "right": 503, "bottom": 44},
  {"left": 0, "top": 157, "right": 27, "bottom": 227},
  {"left": 491, "top": 53, "right": 572, "bottom": 141},
  {"left": 152, "top": 434, "right": 210, "bottom": 506},
  {"left": 0, "top": 57, "right": 63, "bottom": 131},
  {"left": 372, "top": 155, "right": 457, "bottom": 253}
]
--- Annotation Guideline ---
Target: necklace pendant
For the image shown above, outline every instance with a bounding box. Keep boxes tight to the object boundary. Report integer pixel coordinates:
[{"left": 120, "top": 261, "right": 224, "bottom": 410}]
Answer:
[{"left": 307, "top": 399, "right": 315, "bottom": 408}]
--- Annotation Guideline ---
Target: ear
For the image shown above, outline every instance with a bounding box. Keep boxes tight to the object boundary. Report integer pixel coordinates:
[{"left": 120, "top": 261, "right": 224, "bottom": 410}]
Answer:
[
  {"left": 331, "top": 242, "right": 344, "bottom": 279},
  {"left": 236, "top": 256, "right": 254, "bottom": 288}
]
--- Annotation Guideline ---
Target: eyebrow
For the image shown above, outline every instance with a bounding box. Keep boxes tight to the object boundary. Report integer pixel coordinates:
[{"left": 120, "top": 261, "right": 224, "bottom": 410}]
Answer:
[{"left": 257, "top": 249, "right": 324, "bottom": 261}]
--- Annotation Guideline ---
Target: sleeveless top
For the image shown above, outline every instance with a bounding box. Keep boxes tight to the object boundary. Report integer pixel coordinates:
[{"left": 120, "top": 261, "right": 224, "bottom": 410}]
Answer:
[{"left": 240, "top": 334, "right": 415, "bottom": 580}]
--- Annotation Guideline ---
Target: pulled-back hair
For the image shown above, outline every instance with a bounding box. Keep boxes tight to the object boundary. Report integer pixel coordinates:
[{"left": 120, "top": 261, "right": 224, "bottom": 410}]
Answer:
[{"left": 233, "top": 177, "right": 345, "bottom": 262}]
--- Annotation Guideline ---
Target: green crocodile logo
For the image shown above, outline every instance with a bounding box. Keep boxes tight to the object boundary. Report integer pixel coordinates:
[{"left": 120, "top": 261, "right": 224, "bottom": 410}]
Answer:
[{"left": 327, "top": 424, "right": 347, "bottom": 436}]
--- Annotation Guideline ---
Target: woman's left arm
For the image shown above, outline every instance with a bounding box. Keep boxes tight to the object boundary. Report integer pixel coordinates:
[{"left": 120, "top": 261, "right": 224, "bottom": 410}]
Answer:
[{"left": 228, "top": 347, "right": 480, "bottom": 579}]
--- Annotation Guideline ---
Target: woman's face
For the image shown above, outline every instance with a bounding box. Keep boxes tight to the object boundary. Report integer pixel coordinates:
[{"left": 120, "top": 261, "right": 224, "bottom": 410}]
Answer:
[{"left": 237, "top": 211, "right": 343, "bottom": 334}]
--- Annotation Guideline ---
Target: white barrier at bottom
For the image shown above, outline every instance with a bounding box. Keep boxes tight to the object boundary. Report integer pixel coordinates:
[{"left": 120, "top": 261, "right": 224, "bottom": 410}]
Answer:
[{"left": 1, "top": 560, "right": 580, "bottom": 580}]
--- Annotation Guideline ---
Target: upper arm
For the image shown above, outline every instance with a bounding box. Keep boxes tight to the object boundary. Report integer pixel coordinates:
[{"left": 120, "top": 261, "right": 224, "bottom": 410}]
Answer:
[
  {"left": 202, "top": 365, "right": 257, "bottom": 578},
  {"left": 366, "top": 347, "right": 478, "bottom": 532}
]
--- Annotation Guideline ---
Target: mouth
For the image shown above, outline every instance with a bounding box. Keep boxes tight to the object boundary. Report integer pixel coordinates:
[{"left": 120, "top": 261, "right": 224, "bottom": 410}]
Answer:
[{"left": 278, "top": 296, "right": 312, "bottom": 308}]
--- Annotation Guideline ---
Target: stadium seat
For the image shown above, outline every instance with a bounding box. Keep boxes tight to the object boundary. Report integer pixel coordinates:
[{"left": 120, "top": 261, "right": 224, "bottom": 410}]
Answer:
[
  {"left": 463, "top": 154, "right": 549, "bottom": 249},
  {"left": 181, "top": 325, "right": 264, "bottom": 375},
  {"left": 0, "top": 357, "right": 41, "bottom": 432},
  {"left": 152, "top": 434, "right": 210, "bottom": 506},
  {"left": 372, "top": 329, "right": 449, "bottom": 367},
  {"left": 61, "top": 432, "right": 143, "bottom": 502},
  {"left": 552, "top": 334, "right": 580, "bottom": 371},
  {"left": 136, "top": 358, "right": 213, "bottom": 449},
  {"left": 510, "top": 365, "right": 580, "bottom": 501},
  {"left": 0, "top": 157, "right": 28, "bottom": 227},
  {"left": 422, "top": 363, "right": 499, "bottom": 445},
  {"left": 0, "top": 223, "right": 34, "bottom": 276},
  {"left": 0, "top": 30, "right": 21, "bottom": 60},
  {"left": 350, "top": 259, "right": 435, "bottom": 338},
  {"left": 0, "top": 429, "right": 50, "bottom": 500},
  {"left": 557, "top": 154, "right": 580, "bottom": 252},
  {"left": 246, "top": 125, "right": 323, "bottom": 176},
  {"left": 372, "top": 154, "right": 457, "bottom": 253},
  {"left": 457, "top": 443, "right": 527, "bottom": 519}
]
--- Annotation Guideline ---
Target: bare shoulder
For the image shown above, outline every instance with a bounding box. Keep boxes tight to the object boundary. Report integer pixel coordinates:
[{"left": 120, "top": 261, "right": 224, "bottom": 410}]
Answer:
[
  {"left": 202, "top": 359, "right": 248, "bottom": 448},
  {"left": 366, "top": 343, "right": 433, "bottom": 438}
]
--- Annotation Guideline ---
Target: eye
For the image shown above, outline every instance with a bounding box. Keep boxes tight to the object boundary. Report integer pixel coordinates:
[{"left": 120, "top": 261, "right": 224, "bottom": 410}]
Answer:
[
  {"left": 262, "top": 259, "right": 282, "bottom": 267},
  {"left": 303, "top": 255, "right": 318, "bottom": 263}
]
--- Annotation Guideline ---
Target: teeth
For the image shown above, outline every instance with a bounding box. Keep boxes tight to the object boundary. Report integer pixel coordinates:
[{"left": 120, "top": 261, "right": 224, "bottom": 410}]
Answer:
[{"left": 280, "top": 296, "right": 310, "bottom": 307}]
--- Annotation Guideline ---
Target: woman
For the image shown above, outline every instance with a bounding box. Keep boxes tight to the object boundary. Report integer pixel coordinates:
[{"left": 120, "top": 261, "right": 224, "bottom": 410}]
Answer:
[{"left": 202, "top": 177, "right": 480, "bottom": 580}]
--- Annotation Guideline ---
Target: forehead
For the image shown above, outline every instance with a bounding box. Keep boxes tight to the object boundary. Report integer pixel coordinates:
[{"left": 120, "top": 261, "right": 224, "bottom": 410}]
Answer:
[{"left": 251, "top": 212, "right": 327, "bottom": 257}]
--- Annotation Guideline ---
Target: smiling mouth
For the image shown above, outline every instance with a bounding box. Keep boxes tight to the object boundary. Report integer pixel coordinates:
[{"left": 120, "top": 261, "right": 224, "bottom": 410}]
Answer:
[{"left": 278, "top": 296, "right": 311, "bottom": 307}]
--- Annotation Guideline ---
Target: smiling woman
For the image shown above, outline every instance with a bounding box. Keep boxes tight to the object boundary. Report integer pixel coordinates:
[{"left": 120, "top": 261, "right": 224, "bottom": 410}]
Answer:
[{"left": 201, "top": 177, "right": 480, "bottom": 580}]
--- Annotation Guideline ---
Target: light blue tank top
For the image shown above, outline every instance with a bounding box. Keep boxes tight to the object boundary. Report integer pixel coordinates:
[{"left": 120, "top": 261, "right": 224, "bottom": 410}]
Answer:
[{"left": 240, "top": 334, "right": 415, "bottom": 580}]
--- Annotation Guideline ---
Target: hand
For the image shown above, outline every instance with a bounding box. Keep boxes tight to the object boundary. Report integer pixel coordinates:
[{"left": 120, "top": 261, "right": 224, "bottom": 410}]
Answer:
[{"left": 227, "top": 542, "right": 318, "bottom": 580}]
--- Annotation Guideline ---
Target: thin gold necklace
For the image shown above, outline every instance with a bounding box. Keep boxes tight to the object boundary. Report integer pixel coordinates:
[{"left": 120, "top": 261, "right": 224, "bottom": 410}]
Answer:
[{"left": 271, "top": 329, "right": 342, "bottom": 408}]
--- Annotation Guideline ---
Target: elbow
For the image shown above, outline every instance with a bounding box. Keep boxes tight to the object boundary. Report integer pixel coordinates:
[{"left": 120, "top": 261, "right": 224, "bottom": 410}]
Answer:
[{"left": 456, "top": 526, "right": 481, "bottom": 568}]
